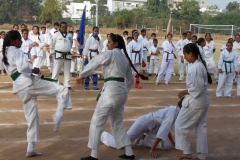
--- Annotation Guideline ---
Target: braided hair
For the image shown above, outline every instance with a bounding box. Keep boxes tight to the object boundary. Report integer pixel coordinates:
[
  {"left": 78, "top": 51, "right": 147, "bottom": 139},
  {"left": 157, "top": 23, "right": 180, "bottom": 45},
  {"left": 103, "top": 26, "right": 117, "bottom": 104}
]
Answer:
[
  {"left": 109, "top": 33, "right": 148, "bottom": 80},
  {"left": 183, "top": 43, "right": 212, "bottom": 84},
  {"left": 2, "top": 30, "right": 21, "bottom": 65}
]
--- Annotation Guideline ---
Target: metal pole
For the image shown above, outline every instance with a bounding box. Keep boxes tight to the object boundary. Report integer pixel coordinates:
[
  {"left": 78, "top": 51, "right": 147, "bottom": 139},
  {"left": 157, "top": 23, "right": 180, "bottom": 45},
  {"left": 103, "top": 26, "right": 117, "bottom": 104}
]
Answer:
[
  {"left": 95, "top": 0, "right": 99, "bottom": 26},
  {"left": 231, "top": 25, "right": 233, "bottom": 38}
]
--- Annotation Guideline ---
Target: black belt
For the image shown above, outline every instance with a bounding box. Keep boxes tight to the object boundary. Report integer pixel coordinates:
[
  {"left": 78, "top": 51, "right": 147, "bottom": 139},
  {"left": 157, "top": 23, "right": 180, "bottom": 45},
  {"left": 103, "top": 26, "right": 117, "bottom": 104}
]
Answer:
[
  {"left": 55, "top": 50, "right": 71, "bottom": 60},
  {"left": 132, "top": 50, "right": 141, "bottom": 65},
  {"left": 89, "top": 49, "right": 99, "bottom": 60},
  {"left": 165, "top": 51, "right": 177, "bottom": 62}
]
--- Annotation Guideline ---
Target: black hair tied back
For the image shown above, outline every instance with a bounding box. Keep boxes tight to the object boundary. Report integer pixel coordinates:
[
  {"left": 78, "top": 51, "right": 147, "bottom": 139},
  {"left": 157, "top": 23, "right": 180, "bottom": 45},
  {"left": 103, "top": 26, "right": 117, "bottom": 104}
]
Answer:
[
  {"left": 183, "top": 43, "right": 212, "bottom": 84},
  {"left": 109, "top": 33, "right": 148, "bottom": 81}
]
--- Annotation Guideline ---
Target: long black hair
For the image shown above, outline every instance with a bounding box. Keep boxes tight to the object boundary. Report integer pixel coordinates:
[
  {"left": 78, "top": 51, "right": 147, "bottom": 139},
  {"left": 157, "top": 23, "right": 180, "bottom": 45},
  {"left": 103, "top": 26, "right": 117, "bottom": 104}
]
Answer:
[
  {"left": 183, "top": 43, "right": 212, "bottom": 84},
  {"left": 32, "top": 26, "right": 40, "bottom": 40},
  {"left": 197, "top": 38, "right": 205, "bottom": 46},
  {"left": 2, "top": 30, "right": 21, "bottom": 65},
  {"left": 109, "top": 33, "right": 148, "bottom": 80}
]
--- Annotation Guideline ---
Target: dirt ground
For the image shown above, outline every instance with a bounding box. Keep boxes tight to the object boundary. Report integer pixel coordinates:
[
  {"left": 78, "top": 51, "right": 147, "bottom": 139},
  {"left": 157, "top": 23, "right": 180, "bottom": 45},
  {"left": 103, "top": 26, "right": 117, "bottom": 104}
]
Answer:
[{"left": 0, "top": 69, "right": 240, "bottom": 160}]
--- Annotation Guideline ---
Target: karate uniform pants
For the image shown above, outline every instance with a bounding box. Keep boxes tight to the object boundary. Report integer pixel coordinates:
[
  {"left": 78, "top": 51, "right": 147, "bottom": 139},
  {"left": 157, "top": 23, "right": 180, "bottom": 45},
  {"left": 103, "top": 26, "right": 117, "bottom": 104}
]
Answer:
[
  {"left": 156, "top": 59, "right": 174, "bottom": 83},
  {"left": 142, "top": 50, "right": 148, "bottom": 71},
  {"left": 179, "top": 59, "right": 188, "bottom": 81},
  {"left": 33, "top": 56, "right": 45, "bottom": 68},
  {"left": 177, "top": 55, "right": 182, "bottom": 75},
  {"left": 101, "top": 113, "right": 171, "bottom": 150},
  {"left": 175, "top": 101, "right": 208, "bottom": 160},
  {"left": 0, "top": 52, "right": 4, "bottom": 71},
  {"left": 71, "top": 58, "right": 83, "bottom": 73},
  {"left": 206, "top": 59, "right": 218, "bottom": 79},
  {"left": 149, "top": 58, "right": 159, "bottom": 74},
  {"left": 88, "top": 93, "right": 131, "bottom": 150},
  {"left": 131, "top": 64, "right": 140, "bottom": 77},
  {"left": 237, "top": 76, "right": 240, "bottom": 96},
  {"left": 52, "top": 59, "right": 71, "bottom": 87},
  {"left": 216, "top": 72, "right": 234, "bottom": 97},
  {"left": 45, "top": 51, "right": 54, "bottom": 73},
  {"left": 17, "top": 76, "right": 72, "bottom": 143}
]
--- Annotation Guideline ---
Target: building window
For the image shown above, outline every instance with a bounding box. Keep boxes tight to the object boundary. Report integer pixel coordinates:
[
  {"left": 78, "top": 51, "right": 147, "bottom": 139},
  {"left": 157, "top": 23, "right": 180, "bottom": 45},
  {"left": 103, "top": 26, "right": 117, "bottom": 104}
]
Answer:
[
  {"left": 126, "top": 3, "right": 131, "bottom": 7},
  {"left": 115, "top": 2, "right": 120, "bottom": 7}
]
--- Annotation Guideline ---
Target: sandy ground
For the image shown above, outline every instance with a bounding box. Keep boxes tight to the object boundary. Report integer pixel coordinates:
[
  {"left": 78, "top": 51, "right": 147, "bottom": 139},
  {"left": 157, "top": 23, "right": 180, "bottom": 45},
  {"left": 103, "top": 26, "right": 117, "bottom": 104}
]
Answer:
[{"left": 0, "top": 69, "right": 240, "bottom": 160}]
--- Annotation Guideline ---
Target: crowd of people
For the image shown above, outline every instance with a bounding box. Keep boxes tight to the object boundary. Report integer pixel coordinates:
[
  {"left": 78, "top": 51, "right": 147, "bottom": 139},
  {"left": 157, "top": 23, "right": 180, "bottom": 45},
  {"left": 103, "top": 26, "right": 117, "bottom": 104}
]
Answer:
[{"left": 0, "top": 20, "right": 240, "bottom": 160}]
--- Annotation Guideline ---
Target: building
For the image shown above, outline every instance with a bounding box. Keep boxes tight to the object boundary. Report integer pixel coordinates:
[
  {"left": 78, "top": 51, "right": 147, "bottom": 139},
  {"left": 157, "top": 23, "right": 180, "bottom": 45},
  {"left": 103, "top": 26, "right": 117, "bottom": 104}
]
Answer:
[
  {"left": 107, "top": 0, "right": 147, "bottom": 14},
  {"left": 62, "top": 1, "right": 95, "bottom": 20}
]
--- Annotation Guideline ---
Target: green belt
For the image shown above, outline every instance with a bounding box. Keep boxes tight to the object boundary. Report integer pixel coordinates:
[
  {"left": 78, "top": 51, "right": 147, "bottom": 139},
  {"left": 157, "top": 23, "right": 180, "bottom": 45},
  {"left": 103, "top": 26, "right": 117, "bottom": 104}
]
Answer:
[
  {"left": 11, "top": 71, "right": 58, "bottom": 82},
  {"left": 143, "top": 47, "right": 148, "bottom": 51},
  {"left": 96, "top": 77, "right": 125, "bottom": 101},
  {"left": 223, "top": 60, "right": 233, "bottom": 74},
  {"left": 24, "top": 52, "right": 31, "bottom": 59}
]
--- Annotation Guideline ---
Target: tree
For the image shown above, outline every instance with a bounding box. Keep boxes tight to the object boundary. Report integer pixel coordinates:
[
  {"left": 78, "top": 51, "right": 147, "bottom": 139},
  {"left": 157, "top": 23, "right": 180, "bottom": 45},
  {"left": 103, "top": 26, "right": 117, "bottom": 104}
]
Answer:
[
  {"left": 173, "top": 0, "right": 201, "bottom": 23},
  {"left": 39, "top": 0, "right": 68, "bottom": 23},
  {"left": 0, "top": 0, "right": 42, "bottom": 24},
  {"left": 114, "top": 9, "right": 135, "bottom": 28},
  {"left": 90, "top": 4, "right": 110, "bottom": 17},
  {"left": 73, "top": 0, "right": 107, "bottom": 4},
  {"left": 146, "top": 0, "right": 170, "bottom": 18},
  {"left": 226, "top": 1, "right": 240, "bottom": 12}
]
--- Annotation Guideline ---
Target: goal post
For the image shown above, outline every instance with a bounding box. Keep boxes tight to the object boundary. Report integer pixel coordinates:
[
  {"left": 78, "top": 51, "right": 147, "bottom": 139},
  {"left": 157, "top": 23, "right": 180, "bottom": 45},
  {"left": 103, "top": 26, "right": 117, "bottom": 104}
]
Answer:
[{"left": 189, "top": 24, "right": 240, "bottom": 38}]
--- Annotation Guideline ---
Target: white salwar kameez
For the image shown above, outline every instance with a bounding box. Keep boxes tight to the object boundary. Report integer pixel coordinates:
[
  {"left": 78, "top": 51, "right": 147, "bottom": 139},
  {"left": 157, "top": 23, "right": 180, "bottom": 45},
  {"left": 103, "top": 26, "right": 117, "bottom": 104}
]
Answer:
[
  {"left": 175, "top": 60, "right": 209, "bottom": 160},
  {"left": 216, "top": 50, "right": 238, "bottom": 97},
  {"left": 204, "top": 41, "right": 218, "bottom": 80},
  {"left": 4, "top": 46, "right": 72, "bottom": 151},
  {"left": 156, "top": 40, "right": 176, "bottom": 83},
  {"left": 80, "top": 48, "right": 134, "bottom": 151},
  {"left": 101, "top": 106, "right": 179, "bottom": 150}
]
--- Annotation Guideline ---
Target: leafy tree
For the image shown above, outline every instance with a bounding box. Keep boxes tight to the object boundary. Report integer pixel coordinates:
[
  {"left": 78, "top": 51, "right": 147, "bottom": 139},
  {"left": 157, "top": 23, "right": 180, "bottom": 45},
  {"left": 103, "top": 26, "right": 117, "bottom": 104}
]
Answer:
[
  {"left": 114, "top": 9, "right": 135, "bottom": 28},
  {"left": 146, "top": 0, "right": 170, "bottom": 18},
  {"left": 0, "top": 0, "right": 42, "bottom": 24},
  {"left": 173, "top": 0, "right": 201, "bottom": 23},
  {"left": 40, "top": 0, "right": 68, "bottom": 23},
  {"left": 226, "top": 1, "right": 240, "bottom": 12},
  {"left": 90, "top": 3, "right": 110, "bottom": 17}
]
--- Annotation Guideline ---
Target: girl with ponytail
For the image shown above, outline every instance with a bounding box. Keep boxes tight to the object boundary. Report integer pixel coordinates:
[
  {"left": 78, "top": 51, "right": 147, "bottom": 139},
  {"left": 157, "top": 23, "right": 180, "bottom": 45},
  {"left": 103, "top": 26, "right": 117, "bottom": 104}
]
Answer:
[
  {"left": 3, "top": 30, "right": 72, "bottom": 157},
  {"left": 75, "top": 33, "right": 148, "bottom": 160},
  {"left": 175, "top": 43, "right": 211, "bottom": 160}
]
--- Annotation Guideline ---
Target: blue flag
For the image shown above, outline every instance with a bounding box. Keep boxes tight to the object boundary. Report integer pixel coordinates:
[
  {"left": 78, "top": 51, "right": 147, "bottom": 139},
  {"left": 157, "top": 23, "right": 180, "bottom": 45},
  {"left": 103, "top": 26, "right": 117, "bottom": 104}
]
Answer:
[{"left": 77, "top": 6, "right": 86, "bottom": 54}]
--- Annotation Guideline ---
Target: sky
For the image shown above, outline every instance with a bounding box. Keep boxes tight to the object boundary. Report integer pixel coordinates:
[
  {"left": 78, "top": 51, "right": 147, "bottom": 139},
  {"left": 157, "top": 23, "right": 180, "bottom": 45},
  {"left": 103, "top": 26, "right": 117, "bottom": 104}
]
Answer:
[{"left": 208, "top": 0, "right": 240, "bottom": 9}]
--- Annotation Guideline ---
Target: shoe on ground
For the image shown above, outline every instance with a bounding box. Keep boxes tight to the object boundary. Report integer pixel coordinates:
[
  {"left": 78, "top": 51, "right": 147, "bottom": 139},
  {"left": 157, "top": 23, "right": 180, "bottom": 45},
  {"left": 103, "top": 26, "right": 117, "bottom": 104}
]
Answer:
[
  {"left": 68, "top": 87, "right": 74, "bottom": 92},
  {"left": 135, "top": 84, "right": 141, "bottom": 89},
  {"left": 148, "top": 74, "right": 152, "bottom": 76},
  {"left": 119, "top": 154, "right": 135, "bottom": 160},
  {"left": 93, "top": 86, "right": 99, "bottom": 90},
  {"left": 26, "top": 151, "right": 42, "bottom": 157},
  {"left": 81, "top": 156, "right": 98, "bottom": 160}
]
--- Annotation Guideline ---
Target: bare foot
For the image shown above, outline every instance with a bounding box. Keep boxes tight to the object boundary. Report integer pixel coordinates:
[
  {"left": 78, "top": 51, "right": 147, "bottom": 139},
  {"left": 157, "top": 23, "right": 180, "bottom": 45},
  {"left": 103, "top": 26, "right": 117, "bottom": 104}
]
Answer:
[
  {"left": 217, "top": 96, "right": 222, "bottom": 98},
  {"left": 155, "top": 82, "right": 159, "bottom": 85},
  {"left": 165, "top": 82, "right": 169, "bottom": 86},
  {"left": 176, "top": 154, "right": 192, "bottom": 160}
]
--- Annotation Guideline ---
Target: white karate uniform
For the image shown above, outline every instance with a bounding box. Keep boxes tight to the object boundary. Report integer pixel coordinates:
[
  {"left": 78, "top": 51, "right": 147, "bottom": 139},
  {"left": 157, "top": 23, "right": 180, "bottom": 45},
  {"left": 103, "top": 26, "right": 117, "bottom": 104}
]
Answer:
[
  {"left": 80, "top": 48, "right": 134, "bottom": 150},
  {"left": 127, "top": 40, "right": 143, "bottom": 76},
  {"left": 70, "top": 39, "right": 82, "bottom": 73},
  {"left": 176, "top": 39, "right": 184, "bottom": 75},
  {"left": 0, "top": 38, "right": 4, "bottom": 73},
  {"left": 20, "top": 38, "right": 37, "bottom": 65},
  {"left": 198, "top": 45, "right": 205, "bottom": 61},
  {"left": 175, "top": 60, "right": 209, "bottom": 160},
  {"left": 4, "top": 46, "right": 72, "bottom": 144},
  {"left": 50, "top": 28, "right": 58, "bottom": 36},
  {"left": 50, "top": 32, "right": 73, "bottom": 87},
  {"left": 237, "top": 56, "right": 240, "bottom": 96},
  {"left": 148, "top": 45, "right": 159, "bottom": 74},
  {"left": 179, "top": 39, "right": 192, "bottom": 80},
  {"left": 156, "top": 40, "right": 176, "bottom": 83},
  {"left": 221, "top": 44, "right": 227, "bottom": 51},
  {"left": 41, "top": 33, "right": 53, "bottom": 73},
  {"left": 101, "top": 106, "right": 179, "bottom": 150},
  {"left": 204, "top": 41, "right": 218, "bottom": 79},
  {"left": 138, "top": 35, "right": 149, "bottom": 71},
  {"left": 102, "top": 39, "right": 108, "bottom": 53},
  {"left": 216, "top": 50, "right": 238, "bottom": 97},
  {"left": 30, "top": 34, "right": 46, "bottom": 68},
  {"left": 233, "top": 41, "right": 240, "bottom": 59}
]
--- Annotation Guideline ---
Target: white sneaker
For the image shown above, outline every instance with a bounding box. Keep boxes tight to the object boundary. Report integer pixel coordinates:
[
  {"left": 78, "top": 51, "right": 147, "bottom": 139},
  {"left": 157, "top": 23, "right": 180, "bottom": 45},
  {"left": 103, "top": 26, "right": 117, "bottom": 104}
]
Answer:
[{"left": 26, "top": 151, "right": 42, "bottom": 157}]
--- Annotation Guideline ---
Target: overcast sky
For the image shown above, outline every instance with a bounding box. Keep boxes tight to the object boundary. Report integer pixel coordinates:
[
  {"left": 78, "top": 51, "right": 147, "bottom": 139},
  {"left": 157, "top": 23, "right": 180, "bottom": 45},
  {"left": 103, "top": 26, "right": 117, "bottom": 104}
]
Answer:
[{"left": 209, "top": 0, "right": 239, "bottom": 9}]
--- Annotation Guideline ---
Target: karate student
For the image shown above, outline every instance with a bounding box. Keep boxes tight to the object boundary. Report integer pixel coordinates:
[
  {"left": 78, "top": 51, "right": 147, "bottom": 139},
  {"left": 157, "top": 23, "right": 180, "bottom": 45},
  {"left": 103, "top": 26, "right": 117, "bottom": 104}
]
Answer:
[
  {"left": 197, "top": 38, "right": 206, "bottom": 61},
  {"left": 138, "top": 29, "right": 149, "bottom": 74},
  {"left": 148, "top": 33, "right": 157, "bottom": 48},
  {"left": 83, "top": 26, "right": 103, "bottom": 90},
  {"left": 2, "top": 30, "right": 72, "bottom": 157},
  {"left": 175, "top": 43, "right": 212, "bottom": 160},
  {"left": 148, "top": 39, "right": 160, "bottom": 76},
  {"left": 233, "top": 34, "right": 240, "bottom": 59},
  {"left": 0, "top": 31, "right": 6, "bottom": 75},
  {"left": 156, "top": 33, "right": 177, "bottom": 86},
  {"left": 179, "top": 31, "right": 192, "bottom": 82},
  {"left": 75, "top": 33, "right": 148, "bottom": 160},
  {"left": 30, "top": 26, "right": 47, "bottom": 68},
  {"left": 123, "top": 30, "right": 128, "bottom": 46},
  {"left": 176, "top": 32, "right": 187, "bottom": 76},
  {"left": 127, "top": 30, "right": 144, "bottom": 89},
  {"left": 12, "top": 24, "right": 19, "bottom": 31},
  {"left": 191, "top": 35, "right": 197, "bottom": 45},
  {"left": 51, "top": 22, "right": 74, "bottom": 91},
  {"left": 44, "top": 20, "right": 51, "bottom": 35},
  {"left": 101, "top": 99, "right": 184, "bottom": 159},
  {"left": 204, "top": 33, "right": 218, "bottom": 83},
  {"left": 221, "top": 38, "right": 233, "bottom": 51},
  {"left": 216, "top": 42, "right": 238, "bottom": 97},
  {"left": 102, "top": 34, "right": 110, "bottom": 52},
  {"left": 50, "top": 22, "right": 59, "bottom": 36},
  {"left": 20, "top": 29, "right": 37, "bottom": 65},
  {"left": 70, "top": 31, "right": 80, "bottom": 77}
]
